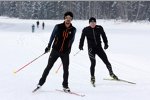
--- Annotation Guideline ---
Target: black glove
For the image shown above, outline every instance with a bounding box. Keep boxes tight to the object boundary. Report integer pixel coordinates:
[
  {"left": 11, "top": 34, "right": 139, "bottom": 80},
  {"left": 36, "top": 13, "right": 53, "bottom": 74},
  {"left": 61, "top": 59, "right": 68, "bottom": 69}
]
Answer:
[
  {"left": 44, "top": 44, "right": 51, "bottom": 53},
  {"left": 79, "top": 45, "right": 83, "bottom": 50},
  {"left": 104, "top": 44, "right": 109, "bottom": 50}
]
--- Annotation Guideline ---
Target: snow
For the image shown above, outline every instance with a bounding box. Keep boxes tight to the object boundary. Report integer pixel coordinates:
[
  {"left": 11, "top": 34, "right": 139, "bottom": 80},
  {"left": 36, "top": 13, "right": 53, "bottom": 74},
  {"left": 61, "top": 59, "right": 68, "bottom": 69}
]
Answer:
[{"left": 0, "top": 17, "right": 150, "bottom": 100}]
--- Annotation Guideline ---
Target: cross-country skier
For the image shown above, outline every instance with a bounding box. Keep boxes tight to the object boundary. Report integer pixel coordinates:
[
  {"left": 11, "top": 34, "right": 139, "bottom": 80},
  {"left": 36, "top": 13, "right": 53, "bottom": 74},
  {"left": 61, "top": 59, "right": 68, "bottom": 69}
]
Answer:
[
  {"left": 34, "top": 11, "right": 76, "bottom": 92},
  {"left": 32, "top": 24, "right": 35, "bottom": 33},
  {"left": 42, "top": 22, "right": 45, "bottom": 30},
  {"left": 79, "top": 17, "right": 118, "bottom": 86},
  {"left": 36, "top": 21, "right": 39, "bottom": 28}
]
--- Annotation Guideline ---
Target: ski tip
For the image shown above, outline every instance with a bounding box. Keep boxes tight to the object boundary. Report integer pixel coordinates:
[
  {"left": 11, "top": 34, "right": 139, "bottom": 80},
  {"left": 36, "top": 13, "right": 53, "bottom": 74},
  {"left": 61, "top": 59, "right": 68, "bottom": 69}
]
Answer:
[
  {"left": 126, "top": 81, "right": 136, "bottom": 84},
  {"left": 32, "top": 87, "right": 40, "bottom": 93},
  {"left": 32, "top": 89, "right": 37, "bottom": 93},
  {"left": 13, "top": 70, "right": 17, "bottom": 74},
  {"left": 117, "top": 78, "right": 136, "bottom": 84},
  {"left": 79, "top": 94, "right": 85, "bottom": 97},
  {"left": 92, "top": 84, "right": 96, "bottom": 87},
  {"left": 32, "top": 90, "right": 36, "bottom": 93}
]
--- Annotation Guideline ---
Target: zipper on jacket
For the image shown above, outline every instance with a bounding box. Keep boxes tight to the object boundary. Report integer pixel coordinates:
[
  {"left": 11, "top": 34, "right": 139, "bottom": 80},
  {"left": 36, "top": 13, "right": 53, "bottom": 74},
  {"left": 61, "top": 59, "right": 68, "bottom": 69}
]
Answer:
[{"left": 92, "top": 29, "right": 97, "bottom": 45}]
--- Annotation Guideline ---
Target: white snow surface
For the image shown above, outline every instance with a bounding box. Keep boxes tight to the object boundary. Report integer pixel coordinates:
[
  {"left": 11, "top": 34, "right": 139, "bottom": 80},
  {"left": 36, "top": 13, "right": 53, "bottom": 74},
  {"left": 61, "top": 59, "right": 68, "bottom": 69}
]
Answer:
[{"left": 0, "top": 16, "right": 150, "bottom": 100}]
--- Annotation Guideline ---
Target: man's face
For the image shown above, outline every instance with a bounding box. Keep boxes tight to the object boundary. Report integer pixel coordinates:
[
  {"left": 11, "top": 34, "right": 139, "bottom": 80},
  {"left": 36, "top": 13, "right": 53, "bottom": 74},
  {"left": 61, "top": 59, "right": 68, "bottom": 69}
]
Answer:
[
  {"left": 89, "top": 22, "right": 96, "bottom": 28},
  {"left": 64, "top": 15, "right": 72, "bottom": 27}
]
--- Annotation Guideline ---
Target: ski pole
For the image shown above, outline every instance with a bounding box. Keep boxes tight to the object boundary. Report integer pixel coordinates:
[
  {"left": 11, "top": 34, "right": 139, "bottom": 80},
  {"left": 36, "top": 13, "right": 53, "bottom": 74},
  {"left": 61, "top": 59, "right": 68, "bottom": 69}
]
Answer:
[
  {"left": 55, "top": 63, "right": 62, "bottom": 74},
  {"left": 14, "top": 52, "right": 45, "bottom": 74},
  {"left": 73, "top": 50, "right": 81, "bottom": 56},
  {"left": 55, "top": 50, "right": 81, "bottom": 74}
]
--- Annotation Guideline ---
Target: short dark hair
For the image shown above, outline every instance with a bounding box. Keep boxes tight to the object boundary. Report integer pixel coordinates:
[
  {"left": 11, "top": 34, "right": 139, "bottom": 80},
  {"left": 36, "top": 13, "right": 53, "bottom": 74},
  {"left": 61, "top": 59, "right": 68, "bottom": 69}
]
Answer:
[
  {"left": 89, "top": 17, "right": 96, "bottom": 23},
  {"left": 64, "top": 11, "right": 73, "bottom": 19}
]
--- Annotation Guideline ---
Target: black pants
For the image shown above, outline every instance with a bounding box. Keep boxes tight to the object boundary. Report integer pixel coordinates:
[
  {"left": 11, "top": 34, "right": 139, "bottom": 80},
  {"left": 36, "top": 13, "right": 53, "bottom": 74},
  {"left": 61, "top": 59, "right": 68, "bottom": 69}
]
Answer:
[
  {"left": 38, "top": 49, "right": 69, "bottom": 87},
  {"left": 88, "top": 46, "right": 113, "bottom": 77}
]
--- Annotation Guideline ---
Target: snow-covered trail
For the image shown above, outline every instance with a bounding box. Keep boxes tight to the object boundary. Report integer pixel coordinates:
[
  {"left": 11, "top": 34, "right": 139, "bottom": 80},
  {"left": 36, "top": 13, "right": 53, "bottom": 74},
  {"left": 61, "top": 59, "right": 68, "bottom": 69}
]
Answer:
[{"left": 0, "top": 17, "right": 150, "bottom": 100}]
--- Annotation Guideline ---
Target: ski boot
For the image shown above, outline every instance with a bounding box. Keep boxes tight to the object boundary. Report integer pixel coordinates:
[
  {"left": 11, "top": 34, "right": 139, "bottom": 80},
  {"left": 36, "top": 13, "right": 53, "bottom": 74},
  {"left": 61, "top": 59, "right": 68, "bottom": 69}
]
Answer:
[
  {"left": 110, "top": 73, "right": 119, "bottom": 80},
  {"left": 91, "top": 76, "right": 96, "bottom": 87},
  {"left": 63, "top": 86, "right": 70, "bottom": 92}
]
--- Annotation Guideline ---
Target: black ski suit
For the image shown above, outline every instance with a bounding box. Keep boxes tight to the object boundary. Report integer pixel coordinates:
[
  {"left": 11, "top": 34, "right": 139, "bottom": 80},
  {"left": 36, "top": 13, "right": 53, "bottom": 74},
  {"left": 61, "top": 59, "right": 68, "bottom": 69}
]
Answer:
[
  {"left": 79, "top": 25, "right": 114, "bottom": 77},
  {"left": 38, "top": 22, "right": 76, "bottom": 88}
]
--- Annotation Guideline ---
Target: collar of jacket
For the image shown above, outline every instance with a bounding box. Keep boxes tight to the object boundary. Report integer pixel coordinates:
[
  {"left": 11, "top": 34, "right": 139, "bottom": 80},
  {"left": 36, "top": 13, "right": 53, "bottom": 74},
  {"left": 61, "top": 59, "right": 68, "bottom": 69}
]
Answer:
[
  {"left": 88, "top": 25, "right": 98, "bottom": 29},
  {"left": 63, "top": 21, "right": 73, "bottom": 29}
]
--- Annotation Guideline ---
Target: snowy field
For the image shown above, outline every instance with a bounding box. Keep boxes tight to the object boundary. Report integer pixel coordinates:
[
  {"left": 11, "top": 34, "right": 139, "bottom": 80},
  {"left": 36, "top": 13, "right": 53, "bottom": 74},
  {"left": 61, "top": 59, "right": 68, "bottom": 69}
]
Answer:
[{"left": 0, "top": 16, "right": 150, "bottom": 100}]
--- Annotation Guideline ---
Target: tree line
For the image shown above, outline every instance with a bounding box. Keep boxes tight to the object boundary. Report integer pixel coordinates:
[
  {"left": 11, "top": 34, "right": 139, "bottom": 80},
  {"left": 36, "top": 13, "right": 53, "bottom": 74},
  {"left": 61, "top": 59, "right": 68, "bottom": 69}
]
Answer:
[{"left": 0, "top": 1, "right": 150, "bottom": 21}]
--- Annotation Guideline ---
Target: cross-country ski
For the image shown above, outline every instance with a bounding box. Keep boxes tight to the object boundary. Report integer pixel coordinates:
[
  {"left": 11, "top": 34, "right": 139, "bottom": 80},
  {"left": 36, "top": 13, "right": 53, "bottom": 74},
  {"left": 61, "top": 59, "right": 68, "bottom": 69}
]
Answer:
[
  {"left": 56, "top": 89, "right": 85, "bottom": 97},
  {"left": 103, "top": 78, "right": 136, "bottom": 84}
]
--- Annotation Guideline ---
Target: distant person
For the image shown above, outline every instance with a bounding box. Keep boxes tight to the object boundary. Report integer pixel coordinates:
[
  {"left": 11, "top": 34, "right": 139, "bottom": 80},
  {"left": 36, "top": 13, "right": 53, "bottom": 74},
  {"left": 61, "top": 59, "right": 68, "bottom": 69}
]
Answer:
[
  {"left": 32, "top": 24, "right": 35, "bottom": 33},
  {"left": 42, "top": 22, "right": 45, "bottom": 30},
  {"left": 36, "top": 21, "right": 39, "bottom": 28},
  {"left": 33, "top": 11, "right": 76, "bottom": 93},
  {"left": 79, "top": 17, "right": 118, "bottom": 87}
]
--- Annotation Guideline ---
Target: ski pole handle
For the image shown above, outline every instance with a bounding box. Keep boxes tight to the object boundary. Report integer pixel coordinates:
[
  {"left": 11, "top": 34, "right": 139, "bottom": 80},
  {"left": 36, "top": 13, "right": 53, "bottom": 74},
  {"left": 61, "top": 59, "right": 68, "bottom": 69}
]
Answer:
[{"left": 14, "top": 53, "right": 45, "bottom": 74}]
